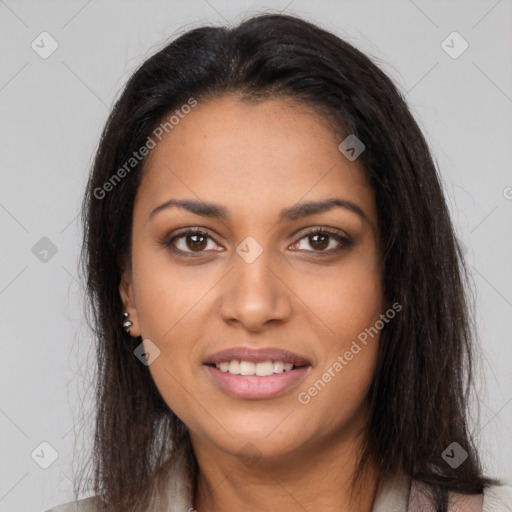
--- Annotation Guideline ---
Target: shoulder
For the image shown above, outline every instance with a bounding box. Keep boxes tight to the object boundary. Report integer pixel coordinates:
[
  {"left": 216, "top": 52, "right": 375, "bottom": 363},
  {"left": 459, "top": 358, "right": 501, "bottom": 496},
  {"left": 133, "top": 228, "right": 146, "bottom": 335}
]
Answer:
[
  {"left": 481, "top": 483, "right": 512, "bottom": 512},
  {"left": 43, "top": 496, "right": 100, "bottom": 512},
  {"left": 447, "top": 483, "right": 512, "bottom": 512},
  {"left": 43, "top": 484, "right": 512, "bottom": 512},
  {"left": 408, "top": 478, "right": 512, "bottom": 512}
]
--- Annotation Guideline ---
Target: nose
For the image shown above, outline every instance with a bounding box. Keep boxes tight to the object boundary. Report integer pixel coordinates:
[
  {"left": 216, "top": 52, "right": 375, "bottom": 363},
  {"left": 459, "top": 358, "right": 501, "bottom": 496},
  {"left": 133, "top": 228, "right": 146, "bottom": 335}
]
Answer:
[{"left": 218, "top": 248, "right": 293, "bottom": 332}]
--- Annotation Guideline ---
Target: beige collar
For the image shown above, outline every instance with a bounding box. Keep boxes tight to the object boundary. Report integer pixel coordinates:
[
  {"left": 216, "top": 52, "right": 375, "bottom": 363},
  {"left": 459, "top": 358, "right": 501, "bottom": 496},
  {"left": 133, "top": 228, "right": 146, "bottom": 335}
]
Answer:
[{"left": 66, "top": 444, "right": 487, "bottom": 511}]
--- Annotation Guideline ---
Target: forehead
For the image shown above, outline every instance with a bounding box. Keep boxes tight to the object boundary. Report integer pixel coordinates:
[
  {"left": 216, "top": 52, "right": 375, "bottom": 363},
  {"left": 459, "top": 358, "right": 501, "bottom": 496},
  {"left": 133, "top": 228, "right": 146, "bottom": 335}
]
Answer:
[{"left": 136, "top": 95, "right": 377, "bottom": 230}]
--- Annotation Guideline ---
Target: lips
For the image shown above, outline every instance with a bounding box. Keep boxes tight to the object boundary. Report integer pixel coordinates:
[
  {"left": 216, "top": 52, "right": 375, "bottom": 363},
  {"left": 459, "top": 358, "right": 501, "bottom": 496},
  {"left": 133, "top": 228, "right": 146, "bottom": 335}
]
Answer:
[
  {"left": 203, "top": 346, "right": 313, "bottom": 399},
  {"left": 205, "top": 364, "right": 310, "bottom": 399},
  {"left": 203, "top": 346, "right": 312, "bottom": 367}
]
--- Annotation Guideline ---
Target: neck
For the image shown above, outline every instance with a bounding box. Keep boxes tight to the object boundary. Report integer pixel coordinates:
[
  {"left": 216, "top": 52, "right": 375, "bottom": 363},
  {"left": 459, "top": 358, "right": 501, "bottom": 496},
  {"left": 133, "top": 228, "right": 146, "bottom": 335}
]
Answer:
[{"left": 191, "top": 430, "right": 380, "bottom": 512}]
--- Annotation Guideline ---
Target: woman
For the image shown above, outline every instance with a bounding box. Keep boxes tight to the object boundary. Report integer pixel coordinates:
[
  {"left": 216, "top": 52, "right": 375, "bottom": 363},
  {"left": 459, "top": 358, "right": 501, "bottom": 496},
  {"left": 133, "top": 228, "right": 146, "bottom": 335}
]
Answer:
[{"left": 45, "top": 12, "right": 512, "bottom": 512}]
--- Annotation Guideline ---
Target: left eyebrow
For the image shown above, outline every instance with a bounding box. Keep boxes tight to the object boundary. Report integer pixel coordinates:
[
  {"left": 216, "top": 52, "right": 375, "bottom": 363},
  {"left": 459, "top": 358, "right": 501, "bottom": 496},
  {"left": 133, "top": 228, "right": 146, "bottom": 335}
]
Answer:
[
  {"left": 279, "top": 198, "right": 368, "bottom": 224},
  {"left": 148, "top": 198, "right": 369, "bottom": 224}
]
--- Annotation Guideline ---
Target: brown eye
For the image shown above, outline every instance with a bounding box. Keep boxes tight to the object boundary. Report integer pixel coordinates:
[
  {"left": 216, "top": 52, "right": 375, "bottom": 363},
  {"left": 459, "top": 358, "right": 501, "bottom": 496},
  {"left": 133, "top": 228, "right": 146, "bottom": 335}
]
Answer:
[
  {"left": 185, "top": 232, "right": 208, "bottom": 251},
  {"left": 308, "top": 233, "right": 330, "bottom": 251},
  {"left": 291, "top": 227, "right": 352, "bottom": 254},
  {"left": 164, "top": 228, "right": 220, "bottom": 255}
]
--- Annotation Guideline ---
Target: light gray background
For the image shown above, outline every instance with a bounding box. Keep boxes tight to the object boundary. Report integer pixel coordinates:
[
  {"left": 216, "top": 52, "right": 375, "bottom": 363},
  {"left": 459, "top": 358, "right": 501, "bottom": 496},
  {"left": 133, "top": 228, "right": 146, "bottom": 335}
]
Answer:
[{"left": 1, "top": 1, "right": 511, "bottom": 511}]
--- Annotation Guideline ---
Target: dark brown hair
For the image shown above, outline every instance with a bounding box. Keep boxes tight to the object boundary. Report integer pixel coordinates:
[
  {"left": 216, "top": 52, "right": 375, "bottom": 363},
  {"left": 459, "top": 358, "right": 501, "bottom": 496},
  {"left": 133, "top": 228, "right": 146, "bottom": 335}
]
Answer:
[{"left": 77, "top": 12, "right": 499, "bottom": 512}]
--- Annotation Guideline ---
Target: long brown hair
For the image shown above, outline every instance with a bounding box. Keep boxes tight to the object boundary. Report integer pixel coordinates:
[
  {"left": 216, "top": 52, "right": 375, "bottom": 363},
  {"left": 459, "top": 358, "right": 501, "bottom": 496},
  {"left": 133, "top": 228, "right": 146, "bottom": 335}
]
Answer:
[{"left": 77, "top": 12, "right": 499, "bottom": 511}]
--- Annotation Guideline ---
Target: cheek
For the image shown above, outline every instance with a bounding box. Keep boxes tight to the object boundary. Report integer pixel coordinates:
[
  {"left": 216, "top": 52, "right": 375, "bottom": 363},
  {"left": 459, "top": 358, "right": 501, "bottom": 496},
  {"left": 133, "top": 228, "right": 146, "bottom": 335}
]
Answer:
[
  {"left": 299, "top": 345, "right": 378, "bottom": 435},
  {"left": 296, "top": 292, "right": 381, "bottom": 427},
  {"left": 131, "top": 243, "right": 215, "bottom": 340},
  {"left": 299, "top": 252, "right": 383, "bottom": 341},
  {"left": 130, "top": 247, "right": 214, "bottom": 419},
  {"left": 293, "top": 254, "right": 382, "bottom": 416}
]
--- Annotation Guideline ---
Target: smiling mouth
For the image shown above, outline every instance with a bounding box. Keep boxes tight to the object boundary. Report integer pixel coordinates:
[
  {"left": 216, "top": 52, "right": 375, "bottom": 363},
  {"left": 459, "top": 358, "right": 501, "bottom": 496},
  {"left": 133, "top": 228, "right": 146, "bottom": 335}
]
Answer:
[
  {"left": 204, "top": 360, "right": 310, "bottom": 377},
  {"left": 204, "top": 361, "right": 311, "bottom": 400}
]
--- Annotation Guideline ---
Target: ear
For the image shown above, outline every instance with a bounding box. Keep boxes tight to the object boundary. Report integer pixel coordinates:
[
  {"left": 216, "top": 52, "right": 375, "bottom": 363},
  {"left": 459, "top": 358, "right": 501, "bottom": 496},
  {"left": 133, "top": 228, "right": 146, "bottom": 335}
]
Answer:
[{"left": 119, "top": 263, "right": 141, "bottom": 337}]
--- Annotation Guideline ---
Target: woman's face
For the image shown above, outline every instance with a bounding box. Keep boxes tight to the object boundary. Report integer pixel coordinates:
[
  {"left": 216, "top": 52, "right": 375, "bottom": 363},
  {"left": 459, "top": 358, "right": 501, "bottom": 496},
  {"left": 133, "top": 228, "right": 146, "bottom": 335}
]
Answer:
[{"left": 120, "top": 95, "right": 384, "bottom": 461}]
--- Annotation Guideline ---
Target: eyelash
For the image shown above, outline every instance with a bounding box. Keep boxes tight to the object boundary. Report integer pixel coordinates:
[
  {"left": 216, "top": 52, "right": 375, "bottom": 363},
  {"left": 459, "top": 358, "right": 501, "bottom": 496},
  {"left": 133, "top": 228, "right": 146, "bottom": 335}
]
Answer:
[{"left": 161, "top": 226, "right": 352, "bottom": 257}]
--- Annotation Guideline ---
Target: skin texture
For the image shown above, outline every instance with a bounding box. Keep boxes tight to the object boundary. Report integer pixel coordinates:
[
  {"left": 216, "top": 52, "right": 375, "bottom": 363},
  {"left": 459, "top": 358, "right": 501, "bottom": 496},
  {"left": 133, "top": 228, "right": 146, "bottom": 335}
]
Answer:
[{"left": 120, "top": 94, "right": 384, "bottom": 512}]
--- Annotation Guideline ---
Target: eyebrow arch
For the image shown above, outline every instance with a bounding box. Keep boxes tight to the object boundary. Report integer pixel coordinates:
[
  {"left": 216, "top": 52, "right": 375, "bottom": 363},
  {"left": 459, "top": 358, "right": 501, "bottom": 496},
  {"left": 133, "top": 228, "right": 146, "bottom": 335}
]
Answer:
[{"left": 149, "top": 198, "right": 368, "bottom": 223}]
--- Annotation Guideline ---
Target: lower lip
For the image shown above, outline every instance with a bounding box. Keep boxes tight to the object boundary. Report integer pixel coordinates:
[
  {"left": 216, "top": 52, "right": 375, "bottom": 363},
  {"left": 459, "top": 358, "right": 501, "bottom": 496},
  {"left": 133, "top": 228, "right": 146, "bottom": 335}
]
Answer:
[{"left": 204, "top": 365, "right": 311, "bottom": 399}]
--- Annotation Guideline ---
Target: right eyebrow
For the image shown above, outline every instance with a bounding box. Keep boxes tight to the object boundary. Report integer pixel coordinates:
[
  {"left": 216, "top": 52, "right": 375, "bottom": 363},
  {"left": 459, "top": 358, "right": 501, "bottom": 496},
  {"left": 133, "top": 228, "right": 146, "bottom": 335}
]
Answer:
[{"left": 149, "top": 199, "right": 229, "bottom": 221}]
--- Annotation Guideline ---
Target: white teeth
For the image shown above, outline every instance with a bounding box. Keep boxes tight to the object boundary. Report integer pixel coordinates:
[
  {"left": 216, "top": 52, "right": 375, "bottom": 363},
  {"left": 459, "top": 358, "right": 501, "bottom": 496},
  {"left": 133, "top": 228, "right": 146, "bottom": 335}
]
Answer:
[
  {"left": 255, "top": 361, "right": 274, "bottom": 376},
  {"left": 219, "top": 361, "right": 230, "bottom": 372},
  {"left": 240, "top": 361, "right": 255, "bottom": 375},
  {"left": 228, "top": 360, "right": 240, "bottom": 374},
  {"left": 273, "top": 361, "right": 284, "bottom": 373},
  {"left": 214, "top": 359, "right": 299, "bottom": 376}
]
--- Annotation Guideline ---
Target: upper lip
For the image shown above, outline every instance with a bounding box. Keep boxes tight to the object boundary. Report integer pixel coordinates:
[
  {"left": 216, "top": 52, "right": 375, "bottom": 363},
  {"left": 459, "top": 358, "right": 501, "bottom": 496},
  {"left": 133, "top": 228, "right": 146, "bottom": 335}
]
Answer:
[{"left": 203, "top": 347, "right": 312, "bottom": 366}]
